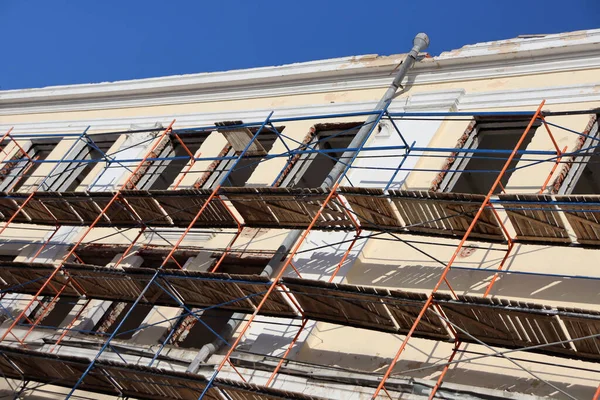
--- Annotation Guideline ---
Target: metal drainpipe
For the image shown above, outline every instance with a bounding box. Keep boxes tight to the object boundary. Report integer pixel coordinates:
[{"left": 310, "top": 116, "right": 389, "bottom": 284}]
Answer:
[{"left": 188, "top": 33, "right": 429, "bottom": 371}]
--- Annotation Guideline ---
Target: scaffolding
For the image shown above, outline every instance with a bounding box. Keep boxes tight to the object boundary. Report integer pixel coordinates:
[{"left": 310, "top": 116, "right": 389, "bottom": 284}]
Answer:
[{"left": 0, "top": 103, "right": 598, "bottom": 399}]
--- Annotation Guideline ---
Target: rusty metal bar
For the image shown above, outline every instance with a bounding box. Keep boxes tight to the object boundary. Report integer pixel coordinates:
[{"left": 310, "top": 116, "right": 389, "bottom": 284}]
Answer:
[{"left": 371, "top": 101, "right": 546, "bottom": 399}]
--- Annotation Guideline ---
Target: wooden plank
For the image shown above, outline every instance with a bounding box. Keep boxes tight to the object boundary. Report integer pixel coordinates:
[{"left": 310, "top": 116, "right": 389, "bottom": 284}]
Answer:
[
  {"left": 160, "top": 270, "right": 296, "bottom": 318},
  {"left": 282, "top": 277, "right": 398, "bottom": 333},
  {"left": 0, "top": 347, "right": 117, "bottom": 395},
  {"left": 0, "top": 262, "right": 78, "bottom": 296},
  {"left": 434, "top": 294, "right": 574, "bottom": 360},
  {"left": 338, "top": 187, "right": 403, "bottom": 230},
  {"left": 0, "top": 194, "right": 31, "bottom": 223},
  {"left": 385, "top": 290, "right": 448, "bottom": 339},
  {"left": 89, "top": 192, "right": 140, "bottom": 227},
  {"left": 154, "top": 189, "right": 237, "bottom": 228},
  {"left": 218, "top": 126, "right": 267, "bottom": 156},
  {"left": 121, "top": 190, "right": 171, "bottom": 226},
  {"left": 499, "top": 194, "right": 570, "bottom": 244},
  {"left": 555, "top": 195, "right": 600, "bottom": 246},
  {"left": 222, "top": 187, "right": 280, "bottom": 227},
  {"left": 61, "top": 192, "right": 109, "bottom": 225},
  {"left": 224, "top": 187, "right": 354, "bottom": 230},
  {"left": 19, "top": 192, "right": 84, "bottom": 225},
  {"left": 389, "top": 190, "right": 504, "bottom": 240}
]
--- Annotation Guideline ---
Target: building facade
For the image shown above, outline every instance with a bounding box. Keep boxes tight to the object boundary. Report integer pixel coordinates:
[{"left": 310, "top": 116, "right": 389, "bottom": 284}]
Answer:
[{"left": 0, "top": 29, "right": 599, "bottom": 399}]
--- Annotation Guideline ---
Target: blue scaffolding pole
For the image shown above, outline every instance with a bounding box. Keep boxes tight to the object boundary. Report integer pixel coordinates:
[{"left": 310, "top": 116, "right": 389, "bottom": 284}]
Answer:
[{"left": 65, "top": 112, "right": 275, "bottom": 399}]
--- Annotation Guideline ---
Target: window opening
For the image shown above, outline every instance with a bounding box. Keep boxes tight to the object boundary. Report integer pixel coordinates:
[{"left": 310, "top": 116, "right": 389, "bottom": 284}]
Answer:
[
  {"left": 0, "top": 138, "right": 60, "bottom": 192},
  {"left": 41, "top": 134, "right": 118, "bottom": 192},
  {"left": 437, "top": 117, "right": 540, "bottom": 194},
  {"left": 93, "top": 302, "right": 154, "bottom": 340},
  {"left": 137, "top": 135, "right": 206, "bottom": 190},
  {"left": 557, "top": 116, "right": 600, "bottom": 194},
  {"left": 202, "top": 139, "right": 277, "bottom": 188},
  {"left": 167, "top": 253, "right": 271, "bottom": 349},
  {"left": 279, "top": 123, "right": 360, "bottom": 188}
]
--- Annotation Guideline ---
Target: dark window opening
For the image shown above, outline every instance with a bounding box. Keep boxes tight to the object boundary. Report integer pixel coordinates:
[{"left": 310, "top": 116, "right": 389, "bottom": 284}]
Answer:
[
  {"left": 23, "top": 296, "right": 78, "bottom": 328},
  {"left": 209, "top": 253, "right": 272, "bottom": 274},
  {"left": 168, "top": 253, "right": 272, "bottom": 349},
  {"left": 571, "top": 160, "right": 600, "bottom": 194},
  {"left": 559, "top": 117, "right": 600, "bottom": 194},
  {"left": 37, "top": 134, "right": 119, "bottom": 192},
  {"left": 0, "top": 139, "right": 60, "bottom": 192},
  {"left": 201, "top": 134, "right": 279, "bottom": 189},
  {"left": 138, "top": 135, "right": 206, "bottom": 191},
  {"left": 440, "top": 117, "right": 540, "bottom": 194},
  {"left": 280, "top": 124, "right": 360, "bottom": 188},
  {"left": 94, "top": 302, "right": 153, "bottom": 340},
  {"left": 176, "top": 309, "right": 233, "bottom": 349},
  {"left": 0, "top": 253, "right": 18, "bottom": 262},
  {"left": 41, "top": 297, "right": 78, "bottom": 328},
  {"left": 65, "top": 135, "right": 118, "bottom": 192}
]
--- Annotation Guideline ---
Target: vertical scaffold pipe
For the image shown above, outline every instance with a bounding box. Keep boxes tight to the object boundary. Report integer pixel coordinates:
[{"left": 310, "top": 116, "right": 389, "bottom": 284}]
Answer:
[{"left": 191, "top": 33, "right": 430, "bottom": 372}]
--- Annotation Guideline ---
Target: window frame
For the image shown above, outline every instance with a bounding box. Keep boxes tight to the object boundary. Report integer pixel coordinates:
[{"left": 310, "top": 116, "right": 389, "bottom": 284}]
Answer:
[
  {"left": 0, "top": 138, "right": 60, "bottom": 192},
  {"left": 197, "top": 133, "right": 279, "bottom": 189},
  {"left": 135, "top": 134, "right": 207, "bottom": 191},
  {"left": 434, "top": 117, "right": 541, "bottom": 194},
  {"left": 556, "top": 116, "right": 599, "bottom": 195},
  {"left": 42, "top": 134, "right": 118, "bottom": 192},
  {"left": 277, "top": 125, "right": 359, "bottom": 188}
]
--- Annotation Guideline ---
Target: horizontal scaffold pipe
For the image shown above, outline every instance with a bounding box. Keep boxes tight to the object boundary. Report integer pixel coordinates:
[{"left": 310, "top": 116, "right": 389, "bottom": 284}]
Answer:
[{"left": 6, "top": 107, "right": 599, "bottom": 140}]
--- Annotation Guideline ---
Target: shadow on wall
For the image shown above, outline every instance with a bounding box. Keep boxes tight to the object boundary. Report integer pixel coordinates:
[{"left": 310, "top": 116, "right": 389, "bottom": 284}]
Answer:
[
  {"left": 346, "top": 248, "right": 600, "bottom": 306},
  {"left": 292, "top": 250, "right": 359, "bottom": 281},
  {"left": 291, "top": 336, "right": 596, "bottom": 399}
]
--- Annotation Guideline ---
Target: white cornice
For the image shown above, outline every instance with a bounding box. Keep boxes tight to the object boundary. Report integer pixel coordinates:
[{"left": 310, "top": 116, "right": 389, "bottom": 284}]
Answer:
[
  {"left": 1, "top": 29, "right": 599, "bottom": 116},
  {"left": 0, "top": 90, "right": 466, "bottom": 135},
  {"left": 3, "top": 82, "right": 600, "bottom": 137},
  {"left": 458, "top": 82, "right": 600, "bottom": 110}
]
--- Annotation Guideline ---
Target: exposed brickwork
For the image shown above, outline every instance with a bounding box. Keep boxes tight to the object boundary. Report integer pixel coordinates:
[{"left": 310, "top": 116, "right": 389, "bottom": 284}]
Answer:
[
  {"left": 124, "top": 135, "right": 171, "bottom": 190},
  {"left": 94, "top": 302, "right": 126, "bottom": 335},
  {"left": 168, "top": 313, "right": 196, "bottom": 345},
  {"left": 273, "top": 127, "right": 316, "bottom": 188},
  {"left": 27, "top": 299, "right": 54, "bottom": 323},
  {"left": 550, "top": 115, "right": 598, "bottom": 193},
  {"left": 193, "top": 144, "right": 231, "bottom": 189},
  {"left": 273, "top": 122, "right": 363, "bottom": 188},
  {"left": 0, "top": 150, "right": 25, "bottom": 186},
  {"left": 430, "top": 119, "right": 477, "bottom": 191}
]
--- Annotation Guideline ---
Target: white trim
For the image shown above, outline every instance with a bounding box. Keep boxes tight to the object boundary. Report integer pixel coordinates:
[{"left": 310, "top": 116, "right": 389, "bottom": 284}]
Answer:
[
  {"left": 0, "top": 90, "right": 466, "bottom": 135},
  {"left": 0, "top": 30, "right": 599, "bottom": 116},
  {"left": 4, "top": 82, "right": 600, "bottom": 136},
  {"left": 458, "top": 82, "right": 600, "bottom": 110}
]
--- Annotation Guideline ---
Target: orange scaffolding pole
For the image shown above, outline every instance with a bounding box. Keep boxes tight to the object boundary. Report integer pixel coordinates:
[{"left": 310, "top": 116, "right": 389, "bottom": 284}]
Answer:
[
  {"left": 6, "top": 134, "right": 33, "bottom": 163},
  {"left": 425, "top": 111, "right": 566, "bottom": 396},
  {"left": 266, "top": 318, "right": 308, "bottom": 387},
  {"left": 51, "top": 298, "right": 91, "bottom": 351},
  {"left": 0, "top": 128, "right": 14, "bottom": 160},
  {"left": 425, "top": 304, "right": 461, "bottom": 399},
  {"left": 171, "top": 133, "right": 198, "bottom": 190},
  {"left": 484, "top": 118, "right": 564, "bottom": 297},
  {"left": 593, "top": 384, "right": 600, "bottom": 400},
  {"left": 48, "top": 122, "right": 199, "bottom": 344},
  {"left": 210, "top": 197, "right": 244, "bottom": 273},
  {"left": 0, "top": 121, "right": 176, "bottom": 343},
  {"left": 328, "top": 194, "right": 362, "bottom": 282},
  {"left": 266, "top": 206, "right": 362, "bottom": 386},
  {"left": 211, "top": 182, "right": 341, "bottom": 380},
  {"left": 371, "top": 101, "right": 546, "bottom": 399}
]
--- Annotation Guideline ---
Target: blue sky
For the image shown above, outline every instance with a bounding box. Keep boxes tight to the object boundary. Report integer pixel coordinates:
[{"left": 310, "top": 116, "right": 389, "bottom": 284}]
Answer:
[{"left": 0, "top": 0, "right": 598, "bottom": 90}]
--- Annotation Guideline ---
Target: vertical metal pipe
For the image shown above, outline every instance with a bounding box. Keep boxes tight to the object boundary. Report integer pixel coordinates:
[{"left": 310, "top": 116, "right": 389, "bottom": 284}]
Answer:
[
  {"left": 265, "top": 33, "right": 429, "bottom": 278},
  {"left": 191, "top": 33, "right": 430, "bottom": 371}
]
